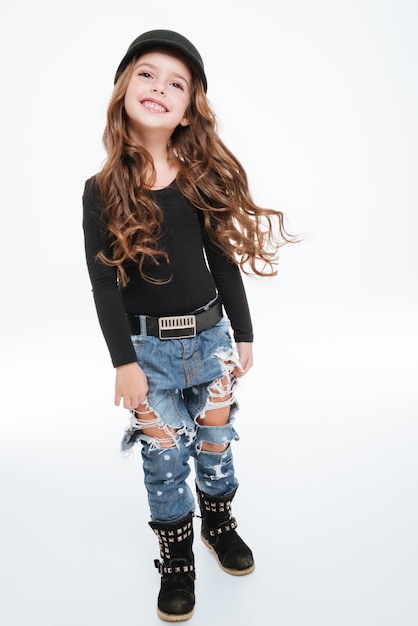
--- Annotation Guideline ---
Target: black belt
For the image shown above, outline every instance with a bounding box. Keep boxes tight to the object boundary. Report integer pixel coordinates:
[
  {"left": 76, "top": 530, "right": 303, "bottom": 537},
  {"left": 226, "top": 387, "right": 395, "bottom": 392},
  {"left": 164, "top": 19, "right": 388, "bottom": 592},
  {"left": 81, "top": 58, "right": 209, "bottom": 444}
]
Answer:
[{"left": 127, "top": 298, "right": 223, "bottom": 340}]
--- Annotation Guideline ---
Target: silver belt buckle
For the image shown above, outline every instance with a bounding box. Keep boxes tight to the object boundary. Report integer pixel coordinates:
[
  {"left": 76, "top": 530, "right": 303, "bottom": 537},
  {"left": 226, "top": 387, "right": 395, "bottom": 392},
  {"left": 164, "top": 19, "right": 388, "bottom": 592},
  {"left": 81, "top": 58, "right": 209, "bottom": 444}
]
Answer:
[{"left": 158, "top": 314, "right": 196, "bottom": 340}]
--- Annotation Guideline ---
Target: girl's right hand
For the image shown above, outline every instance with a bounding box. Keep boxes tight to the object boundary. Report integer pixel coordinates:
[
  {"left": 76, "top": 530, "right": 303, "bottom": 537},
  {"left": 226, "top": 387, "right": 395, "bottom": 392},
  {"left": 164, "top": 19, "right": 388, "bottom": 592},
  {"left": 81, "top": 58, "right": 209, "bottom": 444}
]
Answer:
[{"left": 114, "top": 362, "right": 149, "bottom": 409}]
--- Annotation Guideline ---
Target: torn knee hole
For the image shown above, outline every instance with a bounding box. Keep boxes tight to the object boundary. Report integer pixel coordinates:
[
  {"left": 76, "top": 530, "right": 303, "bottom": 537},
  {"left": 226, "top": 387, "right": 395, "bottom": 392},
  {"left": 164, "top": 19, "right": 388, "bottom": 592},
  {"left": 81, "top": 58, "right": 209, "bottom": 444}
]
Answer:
[
  {"left": 208, "top": 375, "right": 232, "bottom": 396},
  {"left": 141, "top": 429, "right": 178, "bottom": 449},
  {"left": 205, "top": 375, "right": 236, "bottom": 413},
  {"left": 150, "top": 436, "right": 177, "bottom": 449},
  {"left": 208, "top": 389, "right": 232, "bottom": 405},
  {"left": 131, "top": 409, "right": 179, "bottom": 449},
  {"left": 200, "top": 440, "right": 229, "bottom": 452}
]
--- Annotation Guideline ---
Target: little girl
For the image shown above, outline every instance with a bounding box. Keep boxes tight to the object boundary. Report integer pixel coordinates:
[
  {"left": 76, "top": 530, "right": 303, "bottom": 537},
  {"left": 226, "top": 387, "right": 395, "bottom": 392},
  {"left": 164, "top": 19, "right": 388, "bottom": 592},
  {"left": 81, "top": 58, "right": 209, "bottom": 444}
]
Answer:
[{"left": 83, "top": 29, "right": 291, "bottom": 622}]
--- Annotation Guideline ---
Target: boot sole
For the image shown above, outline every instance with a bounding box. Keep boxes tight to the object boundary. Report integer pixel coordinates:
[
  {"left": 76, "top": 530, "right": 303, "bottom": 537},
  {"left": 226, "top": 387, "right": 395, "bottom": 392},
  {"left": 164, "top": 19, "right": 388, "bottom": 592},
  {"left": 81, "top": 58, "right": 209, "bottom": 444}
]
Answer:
[
  {"left": 201, "top": 534, "right": 255, "bottom": 576},
  {"left": 157, "top": 607, "right": 194, "bottom": 622}
]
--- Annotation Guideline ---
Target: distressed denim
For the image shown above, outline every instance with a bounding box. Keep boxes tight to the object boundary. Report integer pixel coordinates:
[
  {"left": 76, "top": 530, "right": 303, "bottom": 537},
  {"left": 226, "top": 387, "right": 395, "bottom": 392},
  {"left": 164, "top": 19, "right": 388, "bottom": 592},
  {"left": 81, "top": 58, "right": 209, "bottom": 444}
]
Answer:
[{"left": 121, "top": 318, "right": 241, "bottom": 522}]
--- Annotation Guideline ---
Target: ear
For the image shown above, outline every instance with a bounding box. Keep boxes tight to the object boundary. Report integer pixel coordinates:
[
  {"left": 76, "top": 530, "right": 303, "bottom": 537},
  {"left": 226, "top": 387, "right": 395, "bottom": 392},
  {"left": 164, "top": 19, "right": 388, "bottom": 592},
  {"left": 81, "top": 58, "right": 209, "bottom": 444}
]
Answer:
[{"left": 179, "top": 116, "right": 189, "bottom": 127}]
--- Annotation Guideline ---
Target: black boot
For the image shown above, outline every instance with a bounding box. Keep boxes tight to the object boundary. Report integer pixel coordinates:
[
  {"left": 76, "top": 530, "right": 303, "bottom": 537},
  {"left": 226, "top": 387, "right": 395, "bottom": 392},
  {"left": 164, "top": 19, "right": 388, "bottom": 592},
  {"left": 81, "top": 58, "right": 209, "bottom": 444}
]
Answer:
[
  {"left": 149, "top": 513, "right": 195, "bottom": 622},
  {"left": 196, "top": 485, "right": 255, "bottom": 576}
]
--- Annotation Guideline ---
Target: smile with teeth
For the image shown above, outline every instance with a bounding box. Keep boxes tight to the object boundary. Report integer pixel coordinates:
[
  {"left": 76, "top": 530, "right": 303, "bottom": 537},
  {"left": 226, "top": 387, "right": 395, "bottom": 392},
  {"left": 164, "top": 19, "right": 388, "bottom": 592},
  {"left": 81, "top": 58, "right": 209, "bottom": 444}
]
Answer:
[{"left": 142, "top": 100, "right": 167, "bottom": 113}]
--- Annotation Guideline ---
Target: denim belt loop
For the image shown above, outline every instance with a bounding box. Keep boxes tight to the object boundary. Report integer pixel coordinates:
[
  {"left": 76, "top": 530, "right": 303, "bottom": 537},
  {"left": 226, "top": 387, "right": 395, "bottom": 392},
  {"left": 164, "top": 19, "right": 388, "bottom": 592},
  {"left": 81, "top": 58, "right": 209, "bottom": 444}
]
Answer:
[{"left": 139, "top": 315, "right": 148, "bottom": 337}]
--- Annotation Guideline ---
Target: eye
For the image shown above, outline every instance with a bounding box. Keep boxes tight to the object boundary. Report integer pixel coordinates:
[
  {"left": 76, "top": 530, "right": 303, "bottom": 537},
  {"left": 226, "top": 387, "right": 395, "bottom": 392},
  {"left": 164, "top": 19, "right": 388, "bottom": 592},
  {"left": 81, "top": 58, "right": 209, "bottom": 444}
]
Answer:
[
  {"left": 170, "top": 82, "right": 184, "bottom": 90},
  {"left": 138, "top": 71, "right": 152, "bottom": 79}
]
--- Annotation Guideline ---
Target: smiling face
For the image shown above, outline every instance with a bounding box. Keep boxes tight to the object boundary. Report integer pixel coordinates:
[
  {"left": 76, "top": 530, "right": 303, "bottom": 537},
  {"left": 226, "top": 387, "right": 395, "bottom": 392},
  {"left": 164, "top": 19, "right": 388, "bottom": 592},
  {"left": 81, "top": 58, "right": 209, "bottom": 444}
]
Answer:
[{"left": 124, "top": 50, "right": 192, "bottom": 143}]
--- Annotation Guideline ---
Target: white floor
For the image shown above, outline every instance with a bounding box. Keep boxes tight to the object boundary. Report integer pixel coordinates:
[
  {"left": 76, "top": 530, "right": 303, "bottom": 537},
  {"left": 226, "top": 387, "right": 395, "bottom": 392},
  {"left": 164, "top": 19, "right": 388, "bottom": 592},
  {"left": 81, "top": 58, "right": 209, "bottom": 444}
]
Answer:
[{"left": 1, "top": 297, "right": 417, "bottom": 626}]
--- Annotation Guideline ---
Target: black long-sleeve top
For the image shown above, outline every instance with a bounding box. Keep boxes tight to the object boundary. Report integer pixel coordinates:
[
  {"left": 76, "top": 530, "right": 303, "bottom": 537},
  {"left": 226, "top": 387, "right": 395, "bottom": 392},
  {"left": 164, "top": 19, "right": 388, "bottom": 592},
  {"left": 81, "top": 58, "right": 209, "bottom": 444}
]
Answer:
[{"left": 82, "top": 176, "right": 253, "bottom": 367}]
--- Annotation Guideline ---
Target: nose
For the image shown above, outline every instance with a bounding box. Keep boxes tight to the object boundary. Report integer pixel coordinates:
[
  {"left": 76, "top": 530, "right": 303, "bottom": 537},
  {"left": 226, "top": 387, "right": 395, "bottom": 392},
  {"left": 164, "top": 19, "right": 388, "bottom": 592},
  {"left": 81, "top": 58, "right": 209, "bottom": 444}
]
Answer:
[{"left": 152, "top": 83, "right": 166, "bottom": 95}]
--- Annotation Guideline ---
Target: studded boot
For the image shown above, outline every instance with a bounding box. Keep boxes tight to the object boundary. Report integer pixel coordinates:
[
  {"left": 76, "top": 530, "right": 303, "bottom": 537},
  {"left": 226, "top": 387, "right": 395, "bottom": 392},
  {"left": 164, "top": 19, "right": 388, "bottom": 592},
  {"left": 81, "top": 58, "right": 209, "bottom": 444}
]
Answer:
[
  {"left": 196, "top": 485, "right": 255, "bottom": 576},
  {"left": 149, "top": 513, "right": 195, "bottom": 622}
]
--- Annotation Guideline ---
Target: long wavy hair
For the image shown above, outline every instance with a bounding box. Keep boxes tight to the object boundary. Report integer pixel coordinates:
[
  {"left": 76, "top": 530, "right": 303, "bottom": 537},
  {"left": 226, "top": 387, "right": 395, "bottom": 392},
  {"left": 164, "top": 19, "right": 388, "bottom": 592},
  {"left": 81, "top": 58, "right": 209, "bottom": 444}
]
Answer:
[{"left": 96, "top": 53, "right": 295, "bottom": 286}]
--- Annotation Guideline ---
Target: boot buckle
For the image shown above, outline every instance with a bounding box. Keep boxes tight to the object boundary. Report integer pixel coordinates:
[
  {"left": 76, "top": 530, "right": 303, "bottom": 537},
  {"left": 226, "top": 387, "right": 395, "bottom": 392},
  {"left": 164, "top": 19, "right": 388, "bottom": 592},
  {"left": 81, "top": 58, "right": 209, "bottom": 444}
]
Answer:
[{"left": 155, "top": 560, "right": 195, "bottom": 575}]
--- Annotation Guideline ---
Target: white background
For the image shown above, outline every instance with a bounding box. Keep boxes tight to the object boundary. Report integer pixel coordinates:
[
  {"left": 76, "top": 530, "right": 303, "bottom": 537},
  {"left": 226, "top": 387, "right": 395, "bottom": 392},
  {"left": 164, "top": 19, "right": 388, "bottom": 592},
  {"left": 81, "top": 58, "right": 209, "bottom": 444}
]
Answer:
[{"left": 1, "top": 1, "right": 417, "bottom": 624}]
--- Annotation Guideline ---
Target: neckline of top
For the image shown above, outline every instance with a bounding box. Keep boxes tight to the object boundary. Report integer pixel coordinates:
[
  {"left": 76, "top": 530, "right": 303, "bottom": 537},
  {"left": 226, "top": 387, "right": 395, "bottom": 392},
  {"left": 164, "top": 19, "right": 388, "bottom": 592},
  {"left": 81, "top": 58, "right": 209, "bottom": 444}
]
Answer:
[{"left": 149, "top": 178, "right": 177, "bottom": 192}]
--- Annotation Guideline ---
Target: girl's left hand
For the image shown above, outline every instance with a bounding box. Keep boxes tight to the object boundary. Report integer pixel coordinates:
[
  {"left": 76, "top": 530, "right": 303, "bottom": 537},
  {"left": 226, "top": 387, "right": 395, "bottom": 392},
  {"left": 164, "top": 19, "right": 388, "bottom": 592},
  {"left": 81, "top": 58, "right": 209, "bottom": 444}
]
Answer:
[{"left": 233, "top": 342, "right": 253, "bottom": 377}]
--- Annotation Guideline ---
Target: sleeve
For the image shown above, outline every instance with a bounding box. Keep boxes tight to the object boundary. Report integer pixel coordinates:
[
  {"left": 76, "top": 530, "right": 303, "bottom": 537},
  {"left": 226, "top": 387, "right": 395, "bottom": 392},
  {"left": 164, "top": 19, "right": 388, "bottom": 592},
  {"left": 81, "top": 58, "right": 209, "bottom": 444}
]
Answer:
[
  {"left": 82, "top": 176, "right": 138, "bottom": 367},
  {"left": 203, "top": 236, "right": 254, "bottom": 343}
]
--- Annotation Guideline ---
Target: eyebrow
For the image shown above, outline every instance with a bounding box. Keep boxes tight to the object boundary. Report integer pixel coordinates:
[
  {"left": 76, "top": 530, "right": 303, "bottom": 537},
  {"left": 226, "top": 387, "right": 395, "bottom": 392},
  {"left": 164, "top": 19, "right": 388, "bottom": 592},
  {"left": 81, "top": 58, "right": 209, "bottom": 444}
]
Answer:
[{"left": 134, "top": 61, "right": 190, "bottom": 87}]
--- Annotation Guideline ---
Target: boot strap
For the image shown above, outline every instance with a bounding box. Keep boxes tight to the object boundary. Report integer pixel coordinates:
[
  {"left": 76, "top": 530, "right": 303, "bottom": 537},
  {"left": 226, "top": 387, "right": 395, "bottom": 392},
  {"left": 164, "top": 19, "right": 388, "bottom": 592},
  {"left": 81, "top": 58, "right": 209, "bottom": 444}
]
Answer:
[
  {"left": 207, "top": 517, "right": 238, "bottom": 537},
  {"left": 154, "top": 559, "right": 195, "bottom": 576}
]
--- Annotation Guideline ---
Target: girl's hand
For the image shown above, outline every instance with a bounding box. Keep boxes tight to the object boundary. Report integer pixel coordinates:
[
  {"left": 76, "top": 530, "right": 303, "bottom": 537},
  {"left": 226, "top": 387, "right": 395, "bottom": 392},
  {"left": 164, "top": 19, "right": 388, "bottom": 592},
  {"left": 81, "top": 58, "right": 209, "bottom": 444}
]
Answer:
[
  {"left": 233, "top": 342, "right": 253, "bottom": 377},
  {"left": 114, "top": 362, "right": 149, "bottom": 409}
]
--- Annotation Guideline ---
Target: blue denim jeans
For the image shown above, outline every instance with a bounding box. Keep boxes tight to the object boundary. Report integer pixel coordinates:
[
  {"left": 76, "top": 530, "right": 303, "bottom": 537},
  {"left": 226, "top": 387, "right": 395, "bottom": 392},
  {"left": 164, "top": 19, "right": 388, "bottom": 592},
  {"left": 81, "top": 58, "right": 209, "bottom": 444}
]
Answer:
[{"left": 121, "top": 318, "right": 241, "bottom": 522}]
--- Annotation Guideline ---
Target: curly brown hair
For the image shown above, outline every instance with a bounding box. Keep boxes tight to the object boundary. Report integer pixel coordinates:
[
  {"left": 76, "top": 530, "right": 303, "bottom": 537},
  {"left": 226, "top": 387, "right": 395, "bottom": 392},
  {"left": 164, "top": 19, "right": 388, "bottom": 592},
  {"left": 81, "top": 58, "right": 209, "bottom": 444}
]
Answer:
[{"left": 96, "top": 55, "right": 295, "bottom": 286}]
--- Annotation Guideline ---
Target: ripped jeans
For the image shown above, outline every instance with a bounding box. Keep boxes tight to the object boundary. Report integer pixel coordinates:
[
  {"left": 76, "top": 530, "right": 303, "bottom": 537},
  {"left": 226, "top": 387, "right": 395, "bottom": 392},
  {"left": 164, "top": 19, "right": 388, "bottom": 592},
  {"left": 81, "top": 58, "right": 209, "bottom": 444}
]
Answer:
[{"left": 121, "top": 318, "right": 241, "bottom": 522}]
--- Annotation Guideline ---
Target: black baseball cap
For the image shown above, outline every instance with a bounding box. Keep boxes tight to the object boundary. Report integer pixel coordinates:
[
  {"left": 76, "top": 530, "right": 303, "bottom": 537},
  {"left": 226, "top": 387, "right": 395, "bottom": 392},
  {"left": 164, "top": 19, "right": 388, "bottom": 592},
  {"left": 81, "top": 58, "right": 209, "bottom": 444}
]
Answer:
[{"left": 114, "top": 29, "right": 207, "bottom": 91}]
